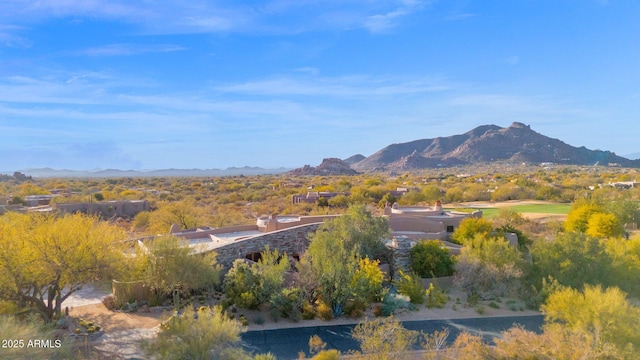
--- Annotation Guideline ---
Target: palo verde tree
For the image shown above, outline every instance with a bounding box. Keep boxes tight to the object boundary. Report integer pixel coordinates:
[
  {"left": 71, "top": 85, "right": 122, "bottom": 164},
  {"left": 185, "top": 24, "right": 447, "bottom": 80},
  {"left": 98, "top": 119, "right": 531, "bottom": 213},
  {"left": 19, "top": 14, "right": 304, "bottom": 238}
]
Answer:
[
  {"left": 320, "top": 204, "right": 391, "bottom": 262},
  {"left": 451, "top": 217, "right": 493, "bottom": 246},
  {"left": 409, "top": 240, "right": 455, "bottom": 278},
  {"left": 136, "top": 235, "right": 221, "bottom": 302},
  {"left": 144, "top": 306, "right": 252, "bottom": 360},
  {"left": 299, "top": 205, "right": 389, "bottom": 314},
  {"left": 0, "top": 212, "right": 127, "bottom": 322}
]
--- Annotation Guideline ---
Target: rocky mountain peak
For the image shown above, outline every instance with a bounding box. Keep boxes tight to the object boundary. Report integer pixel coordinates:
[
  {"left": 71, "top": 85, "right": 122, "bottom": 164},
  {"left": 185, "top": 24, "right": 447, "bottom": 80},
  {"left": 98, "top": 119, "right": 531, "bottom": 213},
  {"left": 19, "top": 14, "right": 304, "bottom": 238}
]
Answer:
[{"left": 288, "top": 158, "right": 360, "bottom": 176}]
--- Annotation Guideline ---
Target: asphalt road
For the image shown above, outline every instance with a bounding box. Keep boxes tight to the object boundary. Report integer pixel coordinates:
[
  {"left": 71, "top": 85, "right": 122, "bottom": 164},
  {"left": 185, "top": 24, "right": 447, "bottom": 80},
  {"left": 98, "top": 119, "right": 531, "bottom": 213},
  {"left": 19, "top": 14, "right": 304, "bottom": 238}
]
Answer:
[{"left": 241, "top": 315, "right": 544, "bottom": 359}]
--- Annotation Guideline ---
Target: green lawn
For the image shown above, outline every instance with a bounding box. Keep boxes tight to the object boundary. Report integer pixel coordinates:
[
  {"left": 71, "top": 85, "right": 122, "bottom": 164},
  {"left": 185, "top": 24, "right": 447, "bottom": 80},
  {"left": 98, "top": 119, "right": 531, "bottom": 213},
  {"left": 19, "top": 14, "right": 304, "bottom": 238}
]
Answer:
[{"left": 447, "top": 203, "right": 572, "bottom": 219}]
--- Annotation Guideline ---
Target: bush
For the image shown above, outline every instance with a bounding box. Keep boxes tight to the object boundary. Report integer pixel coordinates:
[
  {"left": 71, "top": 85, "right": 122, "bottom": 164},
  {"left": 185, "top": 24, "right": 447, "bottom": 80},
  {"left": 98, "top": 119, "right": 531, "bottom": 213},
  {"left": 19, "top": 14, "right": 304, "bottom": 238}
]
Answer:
[
  {"left": 372, "top": 303, "right": 383, "bottom": 317},
  {"left": 410, "top": 240, "right": 455, "bottom": 278},
  {"left": 270, "top": 287, "right": 302, "bottom": 320},
  {"left": 302, "top": 301, "right": 316, "bottom": 320},
  {"left": 102, "top": 295, "right": 116, "bottom": 311},
  {"left": 425, "top": 282, "right": 448, "bottom": 309},
  {"left": 311, "top": 349, "right": 341, "bottom": 360},
  {"left": 381, "top": 292, "right": 415, "bottom": 316},
  {"left": 343, "top": 298, "right": 366, "bottom": 318},
  {"left": 395, "top": 271, "right": 425, "bottom": 304},
  {"left": 316, "top": 300, "right": 333, "bottom": 321}
]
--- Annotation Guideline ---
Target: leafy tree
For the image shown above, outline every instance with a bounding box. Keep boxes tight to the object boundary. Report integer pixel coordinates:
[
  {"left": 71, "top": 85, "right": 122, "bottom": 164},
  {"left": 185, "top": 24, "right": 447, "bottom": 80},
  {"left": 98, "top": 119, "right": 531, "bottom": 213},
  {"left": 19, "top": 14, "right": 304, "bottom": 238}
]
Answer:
[
  {"left": 451, "top": 217, "right": 493, "bottom": 245},
  {"left": 0, "top": 213, "right": 127, "bottom": 322},
  {"left": 147, "top": 199, "right": 209, "bottom": 234},
  {"left": 378, "top": 193, "right": 397, "bottom": 208},
  {"left": 454, "top": 235, "right": 524, "bottom": 300},
  {"left": 607, "top": 199, "right": 640, "bottom": 230},
  {"left": 542, "top": 285, "right": 640, "bottom": 357},
  {"left": 420, "top": 185, "right": 442, "bottom": 203},
  {"left": 351, "top": 317, "right": 419, "bottom": 360},
  {"left": 409, "top": 240, "right": 455, "bottom": 278},
  {"left": 298, "top": 225, "right": 359, "bottom": 312},
  {"left": 586, "top": 212, "right": 621, "bottom": 238},
  {"left": 319, "top": 204, "right": 391, "bottom": 262},
  {"left": 394, "top": 270, "right": 425, "bottom": 304},
  {"left": 494, "top": 325, "right": 620, "bottom": 360},
  {"left": 143, "top": 306, "right": 251, "bottom": 360},
  {"left": 397, "top": 190, "right": 424, "bottom": 205},
  {"left": 350, "top": 258, "right": 385, "bottom": 303},
  {"left": 328, "top": 194, "right": 350, "bottom": 208},
  {"left": 137, "top": 236, "right": 221, "bottom": 301},
  {"left": 223, "top": 247, "right": 290, "bottom": 310},
  {"left": 564, "top": 203, "right": 605, "bottom": 233},
  {"left": 529, "top": 232, "right": 614, "bottom": 292},
  {"left": 605, "top": 236, "right": 640, "bottom": 297}
]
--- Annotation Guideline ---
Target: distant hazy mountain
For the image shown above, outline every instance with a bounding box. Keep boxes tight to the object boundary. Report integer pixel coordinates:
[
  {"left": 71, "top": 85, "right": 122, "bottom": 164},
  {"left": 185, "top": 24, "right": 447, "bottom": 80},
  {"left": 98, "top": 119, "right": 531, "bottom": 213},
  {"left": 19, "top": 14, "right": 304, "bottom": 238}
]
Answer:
[
  {"left": 624, "top": 152, "right": 640, "bottom": 160},
  {"left": 353, "top": 122, "right": 640, "bottom": 171},
  {"left": 14, "top": 167, "right": 290, "bottom": 178}
]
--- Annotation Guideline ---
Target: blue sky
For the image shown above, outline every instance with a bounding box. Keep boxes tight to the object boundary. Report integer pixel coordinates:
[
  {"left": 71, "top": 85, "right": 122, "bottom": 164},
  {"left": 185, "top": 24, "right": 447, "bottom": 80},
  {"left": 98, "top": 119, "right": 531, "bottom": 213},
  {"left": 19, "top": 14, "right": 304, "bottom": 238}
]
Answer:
[{"left": 1, "top": 0, "right": 639, "bottom": 171}]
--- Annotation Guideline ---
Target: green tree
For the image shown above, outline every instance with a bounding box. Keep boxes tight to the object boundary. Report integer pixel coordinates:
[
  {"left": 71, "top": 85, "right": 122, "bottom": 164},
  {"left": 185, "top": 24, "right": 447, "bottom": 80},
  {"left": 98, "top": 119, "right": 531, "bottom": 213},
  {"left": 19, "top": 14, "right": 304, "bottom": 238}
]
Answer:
[
  {"left": 144, "top": 306, "right": 251, "bottom": 360},
  {"left": 137, "top": 236, "right": 221, "bottom": 301},
  {"left": 542, "top": 285, "right": 640, "bottom": 357},
  {"left": 328, "top": 194, "right": 350, "bottom": 208},
  {"left": 409, "top": 240, "right": 455, "bottom": 278},
  {"left": 147, "top": 199, "right": 209, "bottom": 234},
  {"left": 454, "top": 235, "right": 524, "bottom": 299},
  {"left": 0, "top": 213, "right": 127, "bottom": 322},
  {"left": 530, "top": 232, "right": 614, "bottom": 292},
  {"left": 451, "top": 217, "right": 493, "bottom": 246},
  {"left": 351, "top": 317, "right": 419, "bottom": 360},
  {"left": 564, "top": 203, "right": 605, "bottom": 233},
  {"left": 320, "top": 205, "right": 391, "bottom": 262},
  {"left": 223, "top": 247, "right": 290, "bottom": 309},
  {"left": 494, "top": 325, "right": 619, "bottom": 360},
  {"left": 299, "top": 225, "right": 359, "bottom": 312},
  {"left": 421, "top": 185, "right": 442, "bottom": 203},
  {"left": 350, "top": 258, "right": 385, "bottom": 303},
  {"left": 586, "top": 212, "right": 621, "bottom": 238}
]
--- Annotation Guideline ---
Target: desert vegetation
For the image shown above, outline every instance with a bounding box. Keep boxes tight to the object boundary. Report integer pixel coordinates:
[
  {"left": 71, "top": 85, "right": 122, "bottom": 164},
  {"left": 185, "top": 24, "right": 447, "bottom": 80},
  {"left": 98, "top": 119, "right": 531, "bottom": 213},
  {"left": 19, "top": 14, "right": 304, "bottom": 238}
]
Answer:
[{"left": 1, "top": 165, "right": 640, "bottom": 358}]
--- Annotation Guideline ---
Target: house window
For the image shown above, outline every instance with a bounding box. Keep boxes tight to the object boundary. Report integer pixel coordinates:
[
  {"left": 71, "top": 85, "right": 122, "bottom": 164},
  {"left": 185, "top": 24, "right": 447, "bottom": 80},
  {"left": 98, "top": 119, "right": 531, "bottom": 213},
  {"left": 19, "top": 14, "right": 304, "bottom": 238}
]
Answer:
[{"left": 446, "top": 225, "right": 454, "bottom": 233}]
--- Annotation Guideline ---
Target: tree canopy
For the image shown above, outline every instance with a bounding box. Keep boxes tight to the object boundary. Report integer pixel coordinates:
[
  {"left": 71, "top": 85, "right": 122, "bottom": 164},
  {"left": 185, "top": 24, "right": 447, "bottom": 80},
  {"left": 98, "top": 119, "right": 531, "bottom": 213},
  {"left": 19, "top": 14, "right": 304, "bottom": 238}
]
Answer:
[{"left": 0, "top": 212, "right": 127, "bottom": 322}]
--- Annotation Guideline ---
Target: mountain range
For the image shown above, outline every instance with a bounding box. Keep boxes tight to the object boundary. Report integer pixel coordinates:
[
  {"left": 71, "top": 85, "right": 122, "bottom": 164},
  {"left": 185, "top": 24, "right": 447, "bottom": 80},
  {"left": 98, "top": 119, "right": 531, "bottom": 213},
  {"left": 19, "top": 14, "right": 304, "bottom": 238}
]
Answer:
[
  {"left": 349, "top": 122, "right": 639, "bottom": 172},
  {"left": 7, "top": 122, "right": 639, "bottom": 177},
  {"left": 7, "top": 167, "right": 290, "bottom": 178}
]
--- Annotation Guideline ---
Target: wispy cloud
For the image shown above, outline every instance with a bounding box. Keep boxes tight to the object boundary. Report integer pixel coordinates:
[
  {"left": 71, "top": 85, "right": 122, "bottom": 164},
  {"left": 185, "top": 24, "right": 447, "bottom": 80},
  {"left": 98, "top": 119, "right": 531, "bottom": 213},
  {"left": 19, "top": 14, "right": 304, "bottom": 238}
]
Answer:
[
  {"left": 0, "top": 24, "right": 31, "bottom": 48},
  {"left": 0, "top": 0, "right": 429, "bottom": 36},
  {"left": 215, "top": 74, "right": 451, "bottom": 97},
  {"left": 69, "top": 43, "right": 186, "bottom": 57},
  {"left": 364, "top": 0, "right": 427, "bottom": 33}
]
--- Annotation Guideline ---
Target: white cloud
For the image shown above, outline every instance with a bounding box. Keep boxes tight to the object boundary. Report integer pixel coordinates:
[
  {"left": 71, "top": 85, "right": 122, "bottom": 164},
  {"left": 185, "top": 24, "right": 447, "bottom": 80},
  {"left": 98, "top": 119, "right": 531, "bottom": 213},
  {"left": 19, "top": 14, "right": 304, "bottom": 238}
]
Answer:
[
  {"left": 364, "top": 0, "right": 427, "bottom": 33},
  {"left": 0, "top": 0, "right": 430, "bottom": 36},
  {"left": 215, "top": 75, "right": 451, "bottom": 97},
  {"left": 69, "top": 43, "right": 186, "bottom": 57}
]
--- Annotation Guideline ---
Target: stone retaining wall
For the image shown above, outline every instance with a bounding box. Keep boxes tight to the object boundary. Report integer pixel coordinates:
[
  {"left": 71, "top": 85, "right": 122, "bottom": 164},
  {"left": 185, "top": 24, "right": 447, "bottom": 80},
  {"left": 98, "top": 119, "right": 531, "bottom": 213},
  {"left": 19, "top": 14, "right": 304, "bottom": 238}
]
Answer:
[{"left": 210, "top": 223, "right": 323, "bottom": 270}]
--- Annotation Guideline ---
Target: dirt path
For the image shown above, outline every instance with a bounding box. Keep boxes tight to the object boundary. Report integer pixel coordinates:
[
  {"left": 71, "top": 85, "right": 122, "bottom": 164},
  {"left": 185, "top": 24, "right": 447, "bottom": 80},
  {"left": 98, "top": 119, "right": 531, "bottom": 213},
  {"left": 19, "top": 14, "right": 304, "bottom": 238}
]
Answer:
[{"left": 69, "top": 303, "right": 165, "bottom": 333}]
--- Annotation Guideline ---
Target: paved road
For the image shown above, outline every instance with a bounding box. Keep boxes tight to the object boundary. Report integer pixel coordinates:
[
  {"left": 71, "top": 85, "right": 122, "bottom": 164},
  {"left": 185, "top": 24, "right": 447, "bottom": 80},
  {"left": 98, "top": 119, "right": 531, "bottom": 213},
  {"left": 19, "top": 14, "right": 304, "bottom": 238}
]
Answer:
[{"left": 242, "top": 315, "right": 544, "bottom": 360}]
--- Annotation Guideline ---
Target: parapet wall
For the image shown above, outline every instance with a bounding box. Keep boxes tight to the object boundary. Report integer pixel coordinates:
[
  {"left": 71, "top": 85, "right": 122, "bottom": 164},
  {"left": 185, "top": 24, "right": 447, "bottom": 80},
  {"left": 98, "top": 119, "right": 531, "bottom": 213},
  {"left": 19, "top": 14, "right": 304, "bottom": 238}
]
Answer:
[{"left": 173, "top": 224, "right": 259, "bottom": 239}]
